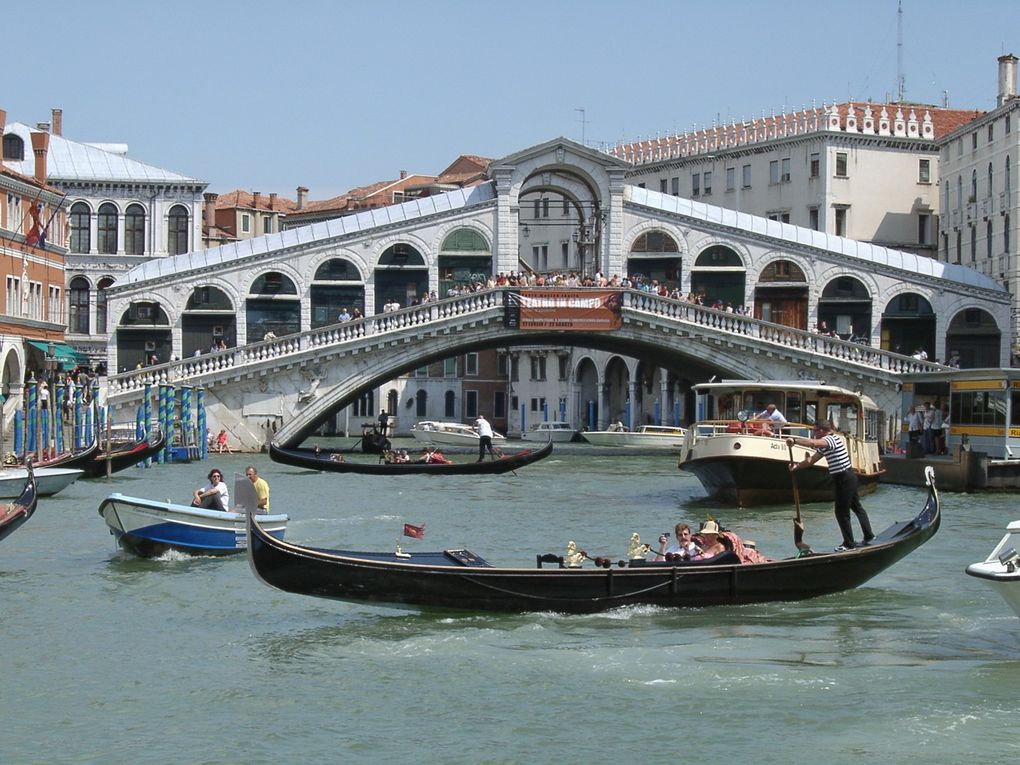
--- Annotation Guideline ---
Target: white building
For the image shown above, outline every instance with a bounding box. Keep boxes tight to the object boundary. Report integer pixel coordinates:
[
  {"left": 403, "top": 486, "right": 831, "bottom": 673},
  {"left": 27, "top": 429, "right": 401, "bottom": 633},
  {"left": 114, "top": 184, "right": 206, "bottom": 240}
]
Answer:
[
  {"left": 1, "top": 110, "right": 207, "bottom": 368},
  {"left": 936, "top": 54, "right": 1020, "bottom": 361}
]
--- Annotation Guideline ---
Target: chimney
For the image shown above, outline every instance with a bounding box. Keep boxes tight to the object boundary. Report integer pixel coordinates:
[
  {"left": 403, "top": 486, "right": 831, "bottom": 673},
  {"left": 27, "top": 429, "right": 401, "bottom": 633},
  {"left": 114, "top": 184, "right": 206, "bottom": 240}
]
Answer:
[
  {"left": 51, "top": 108, "right": 62, "bottom": 136},
  {"left": 999, "top": 54, "right": 1019, "bottom": 106},
  {"left": 0, "top": 110, "right": 6, "bottom": 169},
  {"left": 36, "top": 122, "right": 51, "bottom": 133},
  {"left": 269, "top": 192, "right": 277, "bottom": 210},
  {"left": 399, "top": 169, "right": 407, "bottom": 180},
  {"left": 203, "top": 192, "right": 218, "bottom": 228},
  {"left": 296, "top": 186, "right": 308, "bottom": 210},
  {"left": 30, "top": 131, "right": 49, "bottom": 183},
  {"left": 252, "top": 191, "right": 261, "bottom": 210}
]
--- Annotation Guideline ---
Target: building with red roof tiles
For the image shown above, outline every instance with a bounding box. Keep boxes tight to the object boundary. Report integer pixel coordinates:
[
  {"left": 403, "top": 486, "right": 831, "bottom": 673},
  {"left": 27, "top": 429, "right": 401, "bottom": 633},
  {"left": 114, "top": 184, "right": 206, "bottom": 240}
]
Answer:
[
  {"left": 620, "top": 98, "right": 985, "bottom": 262},
  {"left": 204, "top": 189, "right": 295, "bottom": 246}
]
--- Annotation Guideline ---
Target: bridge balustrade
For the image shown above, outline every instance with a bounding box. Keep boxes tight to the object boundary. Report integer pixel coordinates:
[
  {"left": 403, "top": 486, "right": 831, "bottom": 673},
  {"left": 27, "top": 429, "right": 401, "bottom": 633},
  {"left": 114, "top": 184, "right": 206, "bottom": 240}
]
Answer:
[{"left": 106, "top": 286, "right": 943, "bottom": 400}]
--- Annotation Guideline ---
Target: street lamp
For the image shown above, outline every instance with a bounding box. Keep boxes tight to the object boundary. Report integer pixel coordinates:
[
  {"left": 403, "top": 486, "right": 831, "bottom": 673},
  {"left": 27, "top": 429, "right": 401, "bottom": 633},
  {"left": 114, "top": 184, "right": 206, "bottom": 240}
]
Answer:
[{"left": 42, "top": 342, "right": 58, "bottom": 459}]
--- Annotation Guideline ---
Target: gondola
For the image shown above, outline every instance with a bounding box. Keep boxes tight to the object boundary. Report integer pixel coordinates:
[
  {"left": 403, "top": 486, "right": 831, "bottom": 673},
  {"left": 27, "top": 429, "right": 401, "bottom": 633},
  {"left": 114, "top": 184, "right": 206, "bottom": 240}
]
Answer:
[
  {"left": 32, "top": 439, "right": 101, "bottom": 471},
  {"left": 0, "top": 463, "right": 39, "bottom": 545},
  {"left": 269, "top": 440, "right": 553, "bottom": 475},
  {"left": 247, "top": 468, "right": 941, "bottom": 614},
  {"left": 81, "top": 430, "right": 167, "bottom": 478}
]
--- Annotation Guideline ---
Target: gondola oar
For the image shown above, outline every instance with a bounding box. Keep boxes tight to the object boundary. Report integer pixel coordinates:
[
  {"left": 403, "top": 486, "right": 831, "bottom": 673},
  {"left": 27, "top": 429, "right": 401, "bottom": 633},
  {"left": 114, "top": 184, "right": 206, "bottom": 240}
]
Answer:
[{"left": 788, "top": 442, "right": 812, "bottom": 555}]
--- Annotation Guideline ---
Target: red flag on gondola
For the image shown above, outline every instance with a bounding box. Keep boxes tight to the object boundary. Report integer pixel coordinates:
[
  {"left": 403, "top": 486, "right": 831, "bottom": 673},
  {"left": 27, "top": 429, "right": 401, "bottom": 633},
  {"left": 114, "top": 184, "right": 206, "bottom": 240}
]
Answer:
[{"left": 402, "top": 522, "right": 425, "bottom": 539}]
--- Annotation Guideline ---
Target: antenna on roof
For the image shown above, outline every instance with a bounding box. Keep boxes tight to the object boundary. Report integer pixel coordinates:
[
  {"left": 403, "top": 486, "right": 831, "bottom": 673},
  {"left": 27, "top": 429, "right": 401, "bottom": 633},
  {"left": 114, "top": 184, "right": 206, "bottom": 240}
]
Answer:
[
  {"left": 896, "top": 0, "right": 905, "bottom": 102},
  {"left": 575, "top": 108, "right": 588, "bottom": 146}
]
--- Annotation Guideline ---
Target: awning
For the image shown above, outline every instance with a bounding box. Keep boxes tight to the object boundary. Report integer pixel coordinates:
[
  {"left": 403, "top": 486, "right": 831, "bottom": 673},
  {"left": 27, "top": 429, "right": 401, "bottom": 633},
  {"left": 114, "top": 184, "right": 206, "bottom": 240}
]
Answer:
[{"left": 27, "top": 340, "right": 89, "bottom": 368}]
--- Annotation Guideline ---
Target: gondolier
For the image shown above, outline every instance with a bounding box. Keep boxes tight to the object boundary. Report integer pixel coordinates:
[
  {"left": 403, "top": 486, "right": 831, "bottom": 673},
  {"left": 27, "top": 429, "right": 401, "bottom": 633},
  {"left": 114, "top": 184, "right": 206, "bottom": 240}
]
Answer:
[
  {"left": 475, "top": 414, "right": 496, "bottom": 461},
  {"left": 787, "top": 420, "right": 875, "bottom": 551}
]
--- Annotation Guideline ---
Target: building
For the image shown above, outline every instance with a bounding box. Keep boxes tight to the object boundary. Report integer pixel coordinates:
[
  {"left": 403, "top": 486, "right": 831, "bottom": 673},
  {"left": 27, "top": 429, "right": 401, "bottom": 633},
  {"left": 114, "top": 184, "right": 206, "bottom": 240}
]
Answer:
[
  {"left": 204, "top": 190, "right": 295, "bottom": 247},
  {"left": 0, "top": 108, "right": 72, "bottom": 410},
  {"left": 936, "top": 54, "right": 1020, "bottom": 361},
  {"left": 1, "top": 109, "right": 207, "bottom": 368}
]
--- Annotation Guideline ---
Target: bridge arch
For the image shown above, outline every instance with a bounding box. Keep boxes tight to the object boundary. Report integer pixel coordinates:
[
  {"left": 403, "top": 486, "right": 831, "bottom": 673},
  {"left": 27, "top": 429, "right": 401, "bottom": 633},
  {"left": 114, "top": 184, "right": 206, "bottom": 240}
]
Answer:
[
  {"left": 436, "top": 225, "right": 493, "bottom": 296},
  {"left": 309, "top": 255, "right": 366, "bottom": 327},
  {"left": 946, "top": 307, "right": 1002, "bottom": 367},
  {"left": 246, "top": 270, "right": 300, "bottom": 341},
  {"left": 751, "top": 256, "right": 808, "bottom": 329},
  {"left": 115, "top": 301, "right": 172, "bottom": 369},
  {"left": 818, "top": 274, "right": 873, "bottom": 340},
  {"left": 375, "top": 241, "right": 428, "bottom": 311},
  {"left": 626, "top": 227, "right": 685, "bottom": 288},
  {"left": 691, "top": 243, "right": 747, "bottom": 307},
  {"left": 183, "top": 285, "right": 236, "bottom": 355},
  {"left": 879, "top": 291, "right": 935, "bottom": 357}
]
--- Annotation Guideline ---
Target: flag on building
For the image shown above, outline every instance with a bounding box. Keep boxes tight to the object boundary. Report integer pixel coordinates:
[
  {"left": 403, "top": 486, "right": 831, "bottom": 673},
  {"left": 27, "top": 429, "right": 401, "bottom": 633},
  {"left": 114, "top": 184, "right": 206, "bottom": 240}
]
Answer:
[
  {"left": 402, "top": 522, "right": 425, "bottom": 539},
  {"left": 25, "top": 203, "right": 42, "bottom": 247}
]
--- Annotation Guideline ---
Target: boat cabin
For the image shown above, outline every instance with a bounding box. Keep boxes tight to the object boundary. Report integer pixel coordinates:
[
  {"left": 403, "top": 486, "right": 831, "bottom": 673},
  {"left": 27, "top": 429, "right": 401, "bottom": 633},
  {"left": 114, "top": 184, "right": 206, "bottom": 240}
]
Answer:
[{"left": 899, "top": 368, "right": 1020, "bottom": 459}]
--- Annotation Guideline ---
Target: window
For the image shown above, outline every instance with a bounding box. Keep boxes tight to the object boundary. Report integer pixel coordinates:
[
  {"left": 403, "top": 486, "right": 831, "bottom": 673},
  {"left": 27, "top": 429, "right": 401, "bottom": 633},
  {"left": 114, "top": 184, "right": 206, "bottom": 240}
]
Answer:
[
  {"left": 443, "top": 358, "right": 457, "bottom": 377},
  {"left": 971, "top": 227, "right": 977, "bottom": 263},
  {"left": 5, "top": 276, "right": 20, "bottom": 316},
  {"left": 835, "top": 152, "right": 848, "bottom": 177},
  {"left": 70, "top": 202, "right": 91, "bottom": 254},
  {"left": 834, "top": 207, "right": 847, "bottom": 236},
  {"left": 1007, "top": 156, "right": 1012, "bottom": 200},
  {"left": 918, "top": 159, "right": 931, "bottom": 183},
  {"left": 2, "top": 133, "right": 24, "bottom": 161},
  {"left": 493, "top": 391, "right": 507, "bottom": 419},
  {"left": 241, "top": 213, "right": 250, "bottom": 233},
  {"left": 956, "top": 230, "right": 962, "bottom": 264},
  {"left": 988, "top": 220, "right": 994, "bottom": 259},
  {"left": 465, "top": 352, "right": 479, "bottom": 375},
  {"left": 659, "top": 178, "right": 668, "bottom": 193},
  {"left": 562, "top": 199, "right": 569, "bottom": 216},
  {"left": 809, "top": 207, "right": 820, "bottom": 230},
  {"left": 725, "top": 167, "right": 735, "bottom": 191},
  {"left": 810, "top": 153, "right": 820, "bottom": 178},
  {"left": 989, "top": 123, "right": 995, "bottom": 142},
  {"left": 96, "top": 277, "right": 114, "bottom": 334},
  {"left": 972, "top": 132, "right": 978, "bottom": 151},
  {"left": 989, "top": 163, "right": 994, "bottom": 198},
  {"left": 692, "top": 173, "right": 700, "bottom": 196},
  {"left": 781, "top": 157, "right": 791, "bottom": 182},
  {"left": 465, "top": 390, "right": 478, "bottom": 419},
  {"left": 69, "top": 277, "right": 90, "bottom": 334},
  {"left": 97, "top": 202, "right": 118, "bottom": 254},
  {"left": 530, "top": 355, "right": 546, "bottom": 381},
  {"left": 6, "top": 192, "right": 23, "bottom": 235},
  {"left": 769, "top": 160, "right": 779, "bottom": 184},
  {"left": 703, "top": 171, "right": 712, "bottom": 195},
  {"left": 671, "top": 177, "right": 679, "bottom": 195},
  {"left": 263, "top": 217, "right": 272, "bottom": 234},
  {"left": 558, "top": 355, "right": 569, "bottom": 380},
  {"left": 48, "top": 285, "right": 62, "bottom": 324},
  {"left": 27, "top": 282, "right": 41, "bottom": 319},
  {"left": 767, "top": 211, "right": 790, "bottom": 223},
  {"left": 971, "top": 169, "right": 978, "bottom": 202},
  {"left": 918, "top": 214, "right": 929, "bottom": 245},
  {"left": 414, "top": 365, "right": 428, "bottom": 377},
  {"left": 1006, "top": 214, "right": 1011, "bottom": 253},
  {"left": 742, "top": 164, "right": 751, "bottom": 188},
  {"left": 167, "top": 205, "right": 189, "bottom": 255},
  {"left": 1008, "top": 114, "right": 1012, "bottom": 133},
  {"left": 124, "top": 204, "right": 145, "bottom": 255},
  {"left": 444, "top": 390, "right": 456, "bottom": 419}
]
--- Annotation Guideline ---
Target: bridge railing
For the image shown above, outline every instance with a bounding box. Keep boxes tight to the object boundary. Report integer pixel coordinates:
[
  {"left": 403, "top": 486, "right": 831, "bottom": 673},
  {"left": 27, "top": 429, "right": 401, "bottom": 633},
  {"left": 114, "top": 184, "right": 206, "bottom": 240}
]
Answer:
[
  {"left": 106, "top": 286, "right": 943, "bottom": 399},
  {"left": 625, "top": 291, "right": 945, "bottom": 375},
  {"left": 106, "top": 290, "right": 505, "bottom": 398}
]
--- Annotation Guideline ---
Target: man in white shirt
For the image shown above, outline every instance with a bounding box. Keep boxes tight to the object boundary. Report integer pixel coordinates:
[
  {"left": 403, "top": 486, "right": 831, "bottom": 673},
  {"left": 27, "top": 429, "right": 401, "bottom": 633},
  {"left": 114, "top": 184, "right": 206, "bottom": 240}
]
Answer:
[{"left": 475, "top": 414, "right": 496, "bottom": 461}]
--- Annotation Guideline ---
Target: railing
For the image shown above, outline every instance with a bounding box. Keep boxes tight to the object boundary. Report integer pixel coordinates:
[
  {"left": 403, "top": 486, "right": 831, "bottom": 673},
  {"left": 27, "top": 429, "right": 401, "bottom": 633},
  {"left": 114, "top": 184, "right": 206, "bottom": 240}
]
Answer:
[
  {"left": 692, "top": 420, "right": 814, "bottom": 439},
  {"left": 107, "top": 287, "right": 943, "bottom": 399}
]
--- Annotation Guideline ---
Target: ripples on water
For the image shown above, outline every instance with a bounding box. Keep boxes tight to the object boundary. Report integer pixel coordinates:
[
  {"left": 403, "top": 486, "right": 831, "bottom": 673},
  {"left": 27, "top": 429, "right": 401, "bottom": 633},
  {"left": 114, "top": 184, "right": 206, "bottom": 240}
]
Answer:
[{"left": 3, "top": 447, "right": 1020, "bottom": 763}]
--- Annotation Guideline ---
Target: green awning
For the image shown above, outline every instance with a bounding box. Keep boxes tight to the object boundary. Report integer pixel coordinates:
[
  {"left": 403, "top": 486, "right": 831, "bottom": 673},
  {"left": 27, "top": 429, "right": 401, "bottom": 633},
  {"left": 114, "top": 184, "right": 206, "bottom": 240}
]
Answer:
[{"left": 27, "top": 340, "right": 89, "bottom": 368}]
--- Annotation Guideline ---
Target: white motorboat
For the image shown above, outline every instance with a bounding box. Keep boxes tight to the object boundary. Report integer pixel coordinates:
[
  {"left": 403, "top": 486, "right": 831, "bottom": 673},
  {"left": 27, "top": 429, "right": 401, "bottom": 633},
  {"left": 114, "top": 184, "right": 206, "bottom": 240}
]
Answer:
[
  {"left": 520, "top": 421, "right": 578, "bottom": 442},
  {"left": 677, "top": 379, "right": 884, "bottom": 506},
  {"left": 966, "top": 520, "right": 1020, "bottom": 618},
  {"left": 0, "top": 467, "right": 82, "bottom": 498},
  {"left": 582, "top": 424, "right": 687, "bottom": 449},
  {"left": 410, "top": 421, "right": 506, "bottom": 447}
]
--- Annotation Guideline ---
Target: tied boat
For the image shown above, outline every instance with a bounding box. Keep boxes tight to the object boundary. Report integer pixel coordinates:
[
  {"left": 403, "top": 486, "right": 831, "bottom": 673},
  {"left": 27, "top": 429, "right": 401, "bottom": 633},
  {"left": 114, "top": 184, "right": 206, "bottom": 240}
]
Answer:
[
  {"left": 678, "top": 379, "right": 884, "bottom": 506},
  {"left": 410, "top": 420, "right": 507, "bottom": 448},
  {"left": 269, "top": 440, "right": 552, "bottom": 476},
  {"left": 520, "top": 421, "right": 578, "bottom": 442},
  {"left": 0, "top": 466, "right": 82, "bottom": 498},
  {"left": 98, "top": 474, "right": 288, "bottom": 557},
  {"left": 246, "top": 469, "right": 940, "bottom": 614},
  {"left": 583, "top": 425, "right": 688, "bottom": 450},
  {"left": 0, "top": 465, "right": 39, "bottom": 544},
  {"left": 80, "top": 429, "right": 167, "bottom": 478},
  {"left": 966, "top": 520, "right": 1020, "bottom": 619}
]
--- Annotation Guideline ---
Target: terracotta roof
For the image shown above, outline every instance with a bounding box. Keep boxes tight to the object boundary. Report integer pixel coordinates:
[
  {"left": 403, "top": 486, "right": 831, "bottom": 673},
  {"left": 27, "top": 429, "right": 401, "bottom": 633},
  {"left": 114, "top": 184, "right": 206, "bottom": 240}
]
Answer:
[
  {"left": 214, "top": 189, "right": 297, "bottom": 212},
  {"left": 614, "top": 102, "right": 987, "bottom": 161}
]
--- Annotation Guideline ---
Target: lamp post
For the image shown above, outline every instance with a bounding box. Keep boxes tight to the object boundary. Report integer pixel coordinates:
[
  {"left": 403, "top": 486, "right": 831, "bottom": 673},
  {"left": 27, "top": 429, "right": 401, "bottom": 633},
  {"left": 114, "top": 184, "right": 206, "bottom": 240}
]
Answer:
[{"left": 43, "top": 342, "right": 58, "bottom": 459}]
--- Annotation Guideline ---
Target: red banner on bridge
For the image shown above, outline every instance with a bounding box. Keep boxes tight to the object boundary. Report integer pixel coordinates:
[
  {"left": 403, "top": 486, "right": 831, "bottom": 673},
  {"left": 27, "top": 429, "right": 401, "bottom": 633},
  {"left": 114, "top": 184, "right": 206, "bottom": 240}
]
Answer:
[{"left": 505, "top": 290, "right": 622, "bottom": 331}]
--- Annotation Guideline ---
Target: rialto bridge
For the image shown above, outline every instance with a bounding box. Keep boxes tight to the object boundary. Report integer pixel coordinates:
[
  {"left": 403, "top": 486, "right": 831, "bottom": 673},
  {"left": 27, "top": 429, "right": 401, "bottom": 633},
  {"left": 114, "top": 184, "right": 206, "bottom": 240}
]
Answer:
[{"left": 100, "top": 137, "right": 1010, "bottom": 450}]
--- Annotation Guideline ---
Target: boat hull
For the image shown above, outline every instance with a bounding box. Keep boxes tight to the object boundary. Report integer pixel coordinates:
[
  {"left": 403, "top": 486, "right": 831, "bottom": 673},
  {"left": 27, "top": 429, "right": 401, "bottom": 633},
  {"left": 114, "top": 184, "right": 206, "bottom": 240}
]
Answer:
[
  {"left": 410, "top": 422, "right": 507, "bottom": 448},
  {"left": 966, "top": 520, "right": 1020, "bottom": 619},
  {"left": 583, "top": 427, "right": 687, "bottom": 449},
  {"left": 0, "top": 467, "right": 82, "bottom": 498},
  {"left": 81, "top": 431, "right": 167, "bottom": 478},
  {"left": 98, "top": 493, "right": 288, "bottom": 557},
  {"left": 247, "top": 474, "right": 940, "bottom": 613},
  {"left": 269, "top": 440, "right": 552, "bottom": 475},
  {"left": 520, "top": 423, "right": 578, "bottom": 442},
  {"left": 0, "top": 470, "right": 39, "bottom": 544}
]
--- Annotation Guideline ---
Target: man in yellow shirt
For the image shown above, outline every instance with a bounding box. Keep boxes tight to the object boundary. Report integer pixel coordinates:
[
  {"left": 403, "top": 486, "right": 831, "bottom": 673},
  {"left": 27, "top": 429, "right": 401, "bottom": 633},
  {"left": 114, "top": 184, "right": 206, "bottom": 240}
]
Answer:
[{"left": 245, "top": 465, "right": 270, "bottom": 513}]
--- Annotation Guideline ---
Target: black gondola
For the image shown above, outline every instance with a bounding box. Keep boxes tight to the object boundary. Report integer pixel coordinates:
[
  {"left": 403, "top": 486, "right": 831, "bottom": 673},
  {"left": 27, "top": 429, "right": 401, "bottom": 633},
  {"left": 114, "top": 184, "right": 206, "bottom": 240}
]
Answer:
[
  {"left": 359, "top": 425, "right": 391, "bottom": 455},
  {"left": 0, "top": 464, "right": 39, "bottom": 545},
  {"left": 32, "top": 439, "right": 101, "bottom": 471},
  {"left": 247, "top": 468, "right": 941, "bottom": 614},
  {"left": 269, "top": 440, "right": 553, "bottom": 476},
  {"left": 81, "top": 430, "right": 167, "bottom": 478}
]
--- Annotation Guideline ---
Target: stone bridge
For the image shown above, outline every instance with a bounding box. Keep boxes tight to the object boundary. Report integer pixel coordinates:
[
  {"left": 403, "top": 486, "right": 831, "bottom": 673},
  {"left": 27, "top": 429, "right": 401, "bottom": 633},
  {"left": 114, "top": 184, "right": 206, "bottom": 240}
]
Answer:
[{"left": 104, "top": 288, "right": 942, "bottom": 450}]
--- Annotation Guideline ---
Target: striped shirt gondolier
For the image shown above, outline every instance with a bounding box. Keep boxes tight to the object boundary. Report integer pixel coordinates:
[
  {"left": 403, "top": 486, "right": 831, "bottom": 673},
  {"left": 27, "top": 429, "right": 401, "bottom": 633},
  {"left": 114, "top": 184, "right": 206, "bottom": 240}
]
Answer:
[{"left": 818, "top": 434, "right": 852, "bottom": 474}]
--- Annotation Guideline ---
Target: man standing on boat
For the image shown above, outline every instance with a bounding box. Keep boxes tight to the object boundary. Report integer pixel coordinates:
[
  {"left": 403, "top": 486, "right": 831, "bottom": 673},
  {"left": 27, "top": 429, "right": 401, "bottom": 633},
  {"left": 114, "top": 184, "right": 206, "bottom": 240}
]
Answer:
[
  {"left": 245, "top": 465, "right": 270, "bottom": 513},
  {"left": 757, "top": 403, "right": 787, "bottom": 424},
  {"left": 787, "top": 421, "right": 874, "bottom": 552},
  {"left": 475, "top": 414, "right": 496, "bottom": 461}
]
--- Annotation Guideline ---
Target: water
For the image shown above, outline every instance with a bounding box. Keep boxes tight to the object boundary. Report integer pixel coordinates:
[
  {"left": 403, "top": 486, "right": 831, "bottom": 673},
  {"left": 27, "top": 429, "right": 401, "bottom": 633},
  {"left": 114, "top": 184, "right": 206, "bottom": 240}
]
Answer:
[{"left": 3, "top": 446, "right": 1019, "bottom": 764}]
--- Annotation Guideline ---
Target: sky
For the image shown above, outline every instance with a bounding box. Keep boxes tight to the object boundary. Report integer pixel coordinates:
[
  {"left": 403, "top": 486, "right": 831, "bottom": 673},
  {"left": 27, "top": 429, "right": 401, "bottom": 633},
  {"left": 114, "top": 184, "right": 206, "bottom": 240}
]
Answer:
[{"left": 4, "top": 0, "right": 1018, "bottom": 200}]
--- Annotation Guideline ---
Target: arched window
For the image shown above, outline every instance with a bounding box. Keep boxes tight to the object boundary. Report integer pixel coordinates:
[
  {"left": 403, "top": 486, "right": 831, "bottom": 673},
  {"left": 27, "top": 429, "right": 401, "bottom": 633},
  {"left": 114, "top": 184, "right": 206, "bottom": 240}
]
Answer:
[
  {"left": 68, "top": 277, "right": 90, "bottom": 335},
  {"left": 971, "top": 169, "right": 978, "bottom": 202},
  {"left": 124, "top": 204, "right": 145, "bottom": 255},
  {"left": 97, "top": 202, "right": 118, "bottom": 254},
  {"left": 631, "top": 231, "right": 680, "bottom": 252},
  {"left": 2, "top": 133, "right": 23, "bottom": 161},
  {"left": 167, "top": 205, "right": 189, "bottom": 255},
  {"left": 415, "top": 389, "right": 428, "bottom": 417},
  {"left": 247, "top": 272, "right": 300, "bottom": 339},
  {"left": 444, "top": 390, "right": 456, "bottom": 418},
  {"left": 440, "top": 229, "right": 488, "bottom": 251},
  {"left": 96, "top": 277, "right": 114, "bottom": 334},
  {"left": 70, "top": 202, "right": 91, "bottom": 254}
]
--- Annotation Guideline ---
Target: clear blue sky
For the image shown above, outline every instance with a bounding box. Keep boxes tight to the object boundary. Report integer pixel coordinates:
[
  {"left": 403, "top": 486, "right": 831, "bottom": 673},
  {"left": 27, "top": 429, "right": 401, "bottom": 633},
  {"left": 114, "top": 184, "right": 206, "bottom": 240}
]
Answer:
[{"left": 4, "top": 0, "right": 1016, "bottom": 199}]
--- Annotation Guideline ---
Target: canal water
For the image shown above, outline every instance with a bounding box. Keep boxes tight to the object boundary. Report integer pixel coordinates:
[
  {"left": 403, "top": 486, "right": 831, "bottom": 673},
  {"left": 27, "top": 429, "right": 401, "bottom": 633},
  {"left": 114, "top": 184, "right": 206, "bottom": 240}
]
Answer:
[{"left": 3, "top": 444, "right": 1018, "bottom": 764}]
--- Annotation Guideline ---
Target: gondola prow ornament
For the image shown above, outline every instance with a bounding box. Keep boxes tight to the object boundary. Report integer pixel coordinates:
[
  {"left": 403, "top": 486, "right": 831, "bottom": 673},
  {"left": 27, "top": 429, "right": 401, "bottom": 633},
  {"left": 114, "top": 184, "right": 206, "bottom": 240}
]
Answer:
[
  {"left": 627, "top": 532, "right": 651, "bottom": 561},
  {"left": 564, "top": 541, "right": 584, "bottom": 568}
]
